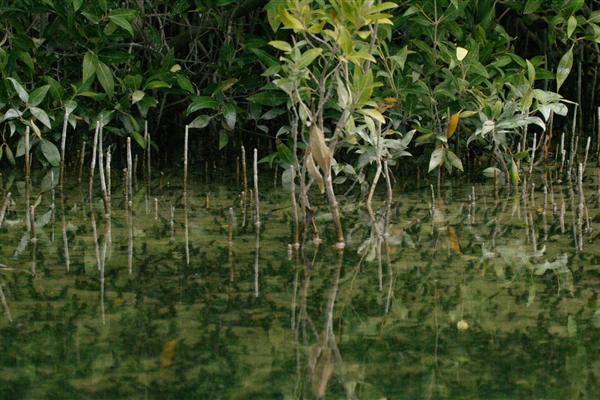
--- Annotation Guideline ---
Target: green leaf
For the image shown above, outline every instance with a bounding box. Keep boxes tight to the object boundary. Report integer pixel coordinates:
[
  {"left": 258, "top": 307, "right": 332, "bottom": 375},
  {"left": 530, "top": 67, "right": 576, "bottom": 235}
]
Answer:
[
  {"left": 404, "top": 6, "right": 419, "bottom": 16},
  {"left": 278, "top": 6, "right": 304, "bottom": 30},
  {"left": 526, "top": 59, "right": 535, "bottom": 86},
  {"left": 81, "top": 11, "right": 100, "bottom": 24},
  {"left": 218, "top": 130, "right": 229, "bottom": 150},
  {"left": 269, "top": 40, "right": 292, "bottom": 52},
  {"left": 176, "top": 74, "right": 194, "bottom": 93},
  {"left": 5, "top": 144, "right": 15, "bottom": 166},
  {"left": 259, "top": 152, "right": 278, "bottom": 167},
  {"left": 338, "top": 24, "right": 353, "bottom": 55},
  {"left": 189, "top": 115, "right": 211, "bottom": 129},
  {"left": 213, "top": 78, "right": 238, "bottom": 94},
  {"left": 513, "top": 150, "right": 530, "bottom": 160},
  {"left": 28, "top": 85, "right": 51, "bottom": 107},
  {"left": 510, "top": 159, "right": 520, "bottom": 183},
  {"left": 247, "top": 91, "right": 288, "bottom": 106},
  {"left": 65, "top": 100, "right": 77, "bottom": 115},
  {"left": 446, "top": 150, "right": 463, "bottom": 172},
  {"left": 276, "top": 141, "right": 294, "bottom": 164},
  {"left": 390, "top": 46, "right": 412, "bottom": 70},
  {"left": 296, "top": 48, "right": 322, "bottom": 69},
  {"left": 556, "top": 46, "right": 573, "bottom": 92},
  {"left": 107, "top": 8, "right": 139, "bottom": 20},
  {"left": 429, "top": 147, "right": 446, "bottom": 172},
  {"left": 567, "top": 15, "right": 577, "bottom": 39},
  {"left": 6, "top": 77, "right": 29, "bottom": 103},
  {"left": 250, "top": 48, "right": 279, "bottom": 67},
  {"left": 17, "top": 51, "right": 34, "bottom": 71},
  {"left": 124, "top": 74, "right": 143, "bottom": 90},
  {"left": 11, "top": 33, "right": 35, "bottom": 50},
  {"left": 95, "top": 61, "right": 114, "bottom": 98},
  {"left": 132, "top": 90, "right": 145, "bottom": 104},
  {"left": 567, "top": 0, "right": 584, "bottom": 16},
  {"left": 45, "top": 76, "right": 65, "bottom": 103},
  {"left": 40, "top": 140, "right": 61, "bottom": 167},
  {"left": 482, "top": 167, "right": 501, "bottom": 178},
  {"left": 131, "top": 131, "right": 146, "bottom": 148},
  {"left": 99, "top": 50, "right": 134, "bottom": 65},
  {"left": 108, "top": 16, "right": 134, "bottom": 36},
  {"left": 266, "top": 7, "right": 280, "bottom": 32},
  {"left": 187, "top": 96, "right": 218, "bottom": 114},
  {"left": 468, "top": 61, "right": 489, "bottom": 78},
  {"left": 30, "top": 107, "right": 52, "bottom": 129},
  {"left": 73, "top": 0, "right": 83, "bottom": 12},
  {"left": 223, "top": 101, "right": 236, "bottom": 129},
  {"left": 144, "top": 80, "right": 170, "bottom": 90},
  {"left": 523, "top": 0, "right": 543, "bottom": 14},
  {"left": 83, "top": 52, "right": 97, "bottom": 84}
]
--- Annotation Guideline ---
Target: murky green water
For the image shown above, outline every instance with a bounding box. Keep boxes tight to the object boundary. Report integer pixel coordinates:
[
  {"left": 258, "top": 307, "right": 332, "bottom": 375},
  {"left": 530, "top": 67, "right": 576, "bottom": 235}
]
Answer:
[{"left": 1, "top": 166, "right": 600, "bottom": 399}]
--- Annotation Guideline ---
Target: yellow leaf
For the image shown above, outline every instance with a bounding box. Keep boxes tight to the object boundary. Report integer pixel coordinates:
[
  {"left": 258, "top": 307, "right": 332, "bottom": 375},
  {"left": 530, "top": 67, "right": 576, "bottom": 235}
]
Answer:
[
  {"left": 279, "top": 6, "right": 304, "bottom": 31},
  {"left": 361, "top": 108, "right": 386, "bottom": 123},
  {"left": 308, "top": 20, "right": 326, "bottom": 34},
  {"left": 448, "top": 225, "right": 460, "bottom": 253},
  {"left": 357, "top": 30, "right": 370, "bottom": 39},
  {"left": 220, "top": 82, "right": 235, "bottom": 92},
  {"left": 377, "top": 17, "right": 394, "bottom": 25},
  {"left": 447, "top": 110, "right": 461, "bottom": 139}
]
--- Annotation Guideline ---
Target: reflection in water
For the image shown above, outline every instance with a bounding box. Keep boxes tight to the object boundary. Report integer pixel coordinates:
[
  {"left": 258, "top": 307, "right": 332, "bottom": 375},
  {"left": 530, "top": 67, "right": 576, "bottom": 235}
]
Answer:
[{"left": 1, "top": 165, "right": 600, "bottom": 398}]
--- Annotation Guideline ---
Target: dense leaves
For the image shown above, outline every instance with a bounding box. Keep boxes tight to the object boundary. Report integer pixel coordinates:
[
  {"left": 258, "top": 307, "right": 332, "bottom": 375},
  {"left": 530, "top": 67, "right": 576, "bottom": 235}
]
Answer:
[{"left": 0, "top": 0, "right": 596, "bottom": 188}]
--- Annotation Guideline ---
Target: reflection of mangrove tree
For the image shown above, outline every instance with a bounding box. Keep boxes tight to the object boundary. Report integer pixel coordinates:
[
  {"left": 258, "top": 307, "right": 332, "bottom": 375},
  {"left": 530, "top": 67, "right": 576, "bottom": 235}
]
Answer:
[{"left": 0, "top": 161, "right": 599, "bottom": 397}]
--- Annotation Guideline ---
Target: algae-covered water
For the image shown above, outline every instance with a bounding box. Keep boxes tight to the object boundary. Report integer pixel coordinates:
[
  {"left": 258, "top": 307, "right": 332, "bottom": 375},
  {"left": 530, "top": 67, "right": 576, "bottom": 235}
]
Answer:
[{"left": 0, "top": 166, "right": 600, "bottom": 399}]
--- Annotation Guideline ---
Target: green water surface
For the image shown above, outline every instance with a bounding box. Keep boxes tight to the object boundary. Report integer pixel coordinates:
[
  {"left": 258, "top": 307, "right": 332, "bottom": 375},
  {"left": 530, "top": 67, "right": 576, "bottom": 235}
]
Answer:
[{"left": 0, "top": 167, "right": 599, "bottom": 399}]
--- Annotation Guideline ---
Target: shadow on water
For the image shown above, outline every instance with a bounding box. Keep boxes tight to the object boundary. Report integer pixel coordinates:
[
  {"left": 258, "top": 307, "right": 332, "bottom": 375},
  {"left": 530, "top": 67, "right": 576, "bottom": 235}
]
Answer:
[{"left": 0, "top": 164, "right": 600, "bottom": 399}]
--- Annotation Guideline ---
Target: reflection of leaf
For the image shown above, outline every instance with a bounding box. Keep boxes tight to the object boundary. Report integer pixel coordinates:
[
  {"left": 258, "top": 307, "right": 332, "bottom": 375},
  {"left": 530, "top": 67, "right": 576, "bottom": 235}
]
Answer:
[
  {"left": 534, "top": 253, "right": 568, "bottom": 275},
  {"left": 310, "top": 347, "right": 333, "bottom": 399},
  {"left": 448, "top": 225, "right": 460, "bottom": 253},
  {"left": 160, "top": 339, "right": 177, "bottom": 368}
]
